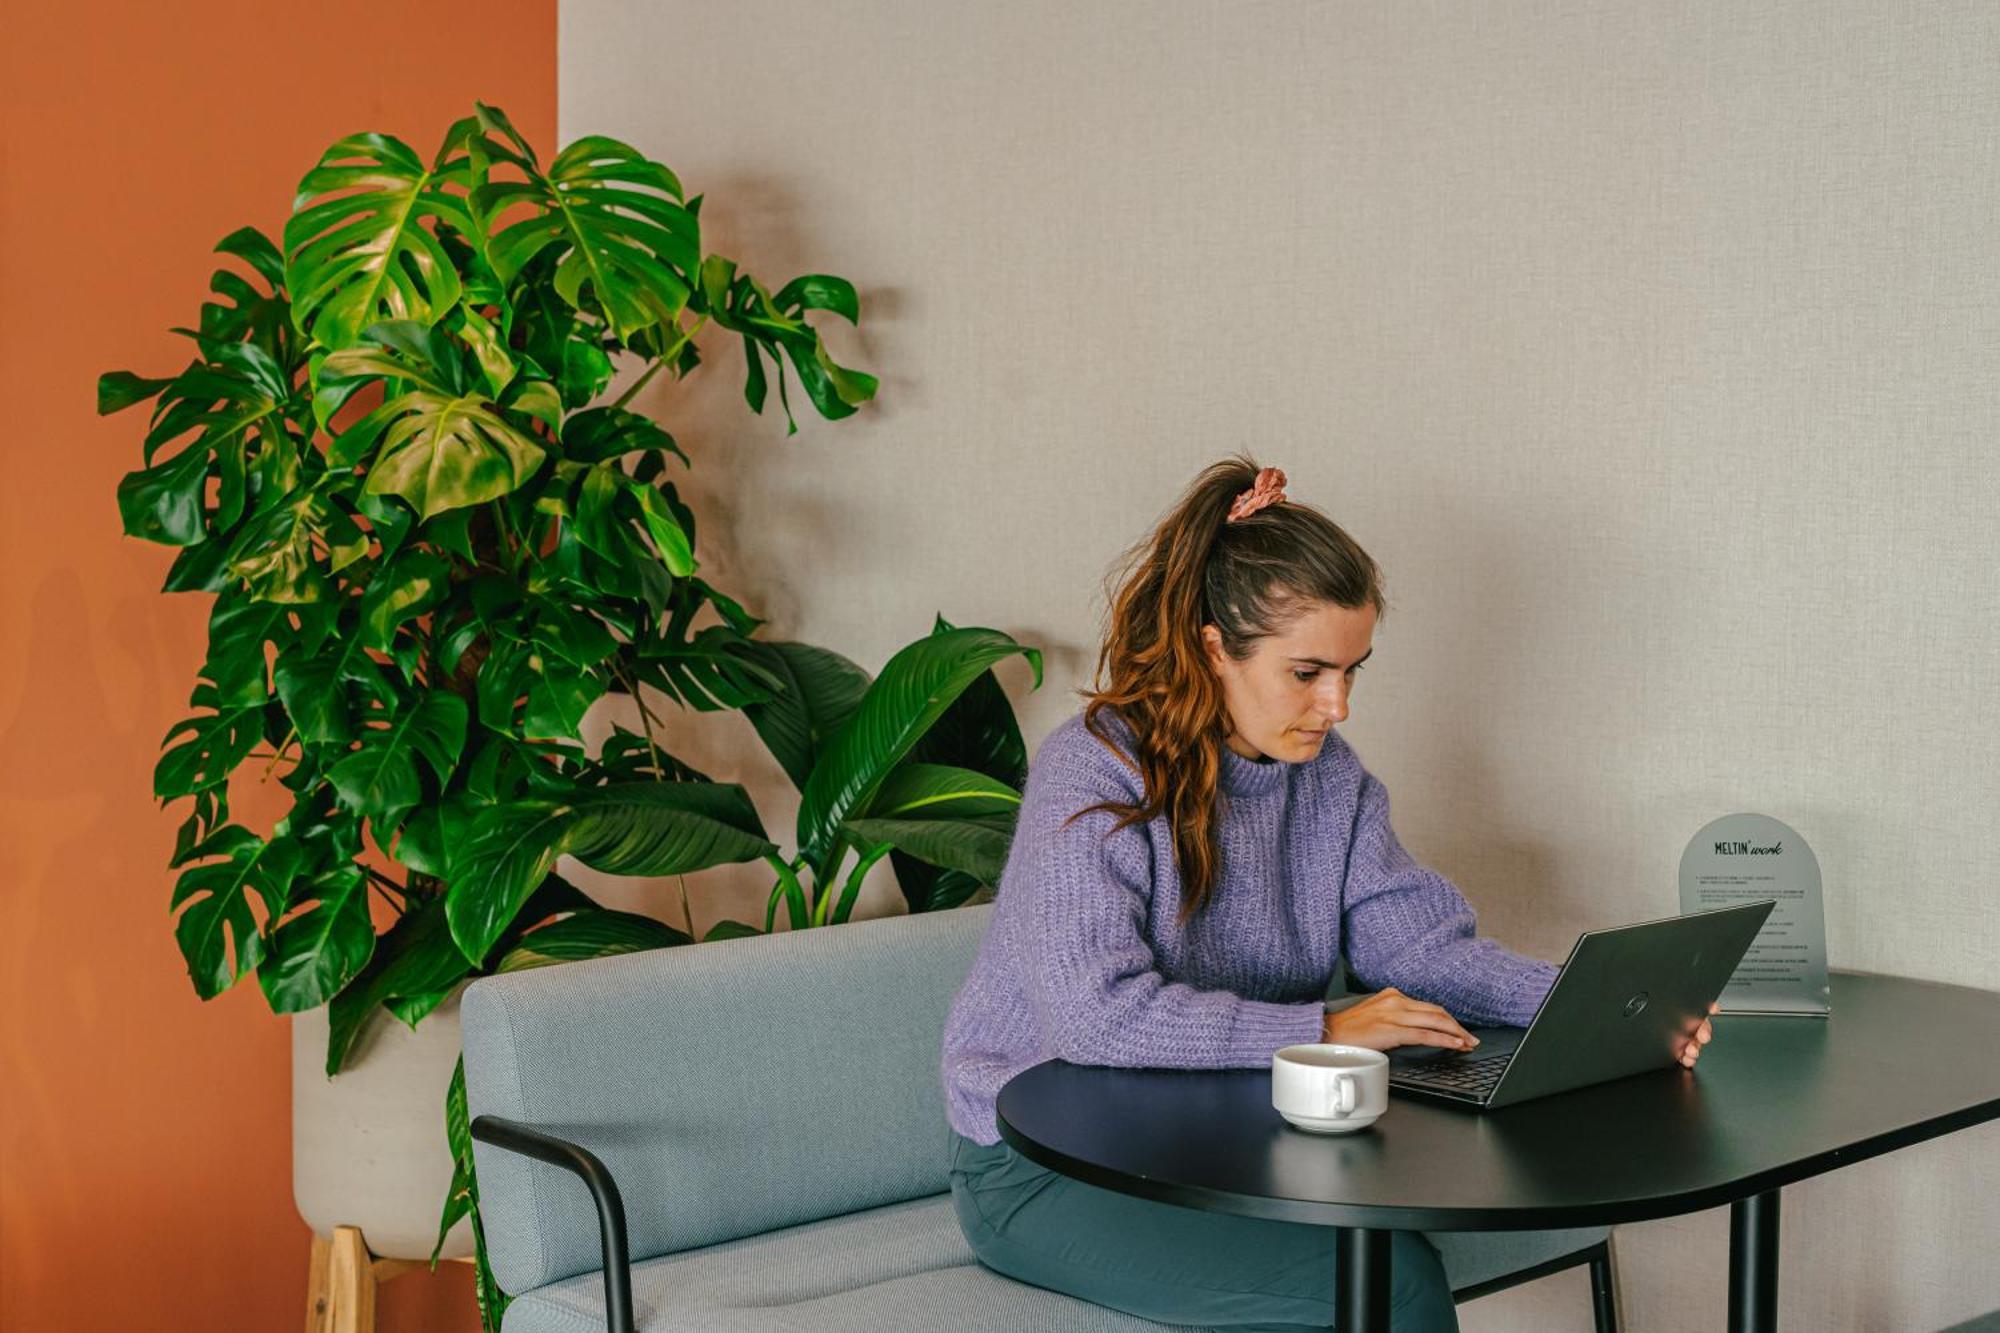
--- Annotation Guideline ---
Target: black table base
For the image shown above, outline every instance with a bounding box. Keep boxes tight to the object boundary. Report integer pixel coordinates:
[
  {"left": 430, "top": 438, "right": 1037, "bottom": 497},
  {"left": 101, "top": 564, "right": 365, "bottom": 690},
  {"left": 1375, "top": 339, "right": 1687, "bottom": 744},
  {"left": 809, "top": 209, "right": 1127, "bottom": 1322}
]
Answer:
[
  {"left": 1332, "top": 1191, "right": 1782, "bottom": 1333},
  {"left": 1729, "top": 1188, "right": 1781, "bottom": 1333},
  {"left": 1334, "top": 1227, "right": 1390, "bottom": 1332}
]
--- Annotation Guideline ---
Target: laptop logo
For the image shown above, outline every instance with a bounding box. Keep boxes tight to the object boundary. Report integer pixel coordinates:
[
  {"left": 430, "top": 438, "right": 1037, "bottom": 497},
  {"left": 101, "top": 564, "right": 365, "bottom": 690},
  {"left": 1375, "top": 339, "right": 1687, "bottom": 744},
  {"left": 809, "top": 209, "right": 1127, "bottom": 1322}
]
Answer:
[{"left": 1623, "top": 992, "right": 1650, "bottom": 1019}]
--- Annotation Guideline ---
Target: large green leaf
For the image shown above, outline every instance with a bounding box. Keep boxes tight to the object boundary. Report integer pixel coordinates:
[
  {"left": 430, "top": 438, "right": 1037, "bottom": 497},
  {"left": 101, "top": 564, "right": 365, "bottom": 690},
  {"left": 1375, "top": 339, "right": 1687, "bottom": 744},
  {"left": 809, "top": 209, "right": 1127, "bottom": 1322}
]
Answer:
[
  {"left": 560, "top": 405, "right": 687, "bottom": 466},
  {"left": 842, "top": 813, "right": 1016, "bottom": 886},
  {"left": 437, "top": 1054, "right": 511, "bottom": 1328},
  {"left": 386, "top": 792, "right": 478, "bottom": 877},
  {"left": 273, "top": 626, "right": 391, "bottom": 750},
  {"left": 445, "top": 781, "right": 777, "bottom": 964},
  {"left": 472, "top": 108, "right": 699, "bottom": 343},
  {"left": 98, "top": 370, "right": 175, "bottom": 416},
  {"left": 257, "top": 861, "right": 375, "bottom": 1012},
  {"left": 570, "top": 466, "right": 698, "bottom": 582},
  {"left": 225, "top": 484, "right": 368, "bottom": 603},
  {"left": 284, "top": 129, "right": 479, "bottom": 351},
  {"left": 795, "top": 627, "right": 1042, "bottom": 868},
  {"left": 863, "top": 762, "right": 1022, "bottom": 820},
  {"left": 627, "top": 480, "right": 695, "bottom": 576},
  {"left": 356, "top": 390, "right": 547, "bottom": 520},
  {"left": 178, "top": 226, "right": 294, "bottom": 365},
  {"left": 115, "top": 436, "right": 211, "bottom": 546},
  {"left": 512, "top": 244, "right": 617, "bottom": 410},
  {"left": 358, "top": 550, "right": 453, "bottom": 651},
  {"left": 321, "top": 324, "right": 548, "bottom": 519},
  {"left": 115, "top": 344, "right": 296, "bottom": 546},
  {"left": 169, "top": 826, "right": 303, "bottom": 999},
  {"left": 908, "top": 867, "right": 990, "bottom": 914},
  {"left": 494, "top": 908, "right": 690, "bottom": 972},
  {"left": 327, "top": 691, "right": 469, "bottom": 821},
  {"left": 154, "top": 682, "right": 266, "bottom": 801},
  {"left": 729, "top": 639, "right": 872, "bottom": 791},
  {"left": 889, "top": 612, "right": 1032, "bottom": 914},
  {"left": 323, "top": 899, "right": 471, "bottom": 1074},
  {"left": 904, "top": 615, "right": 1031, "bottom": 787},
  {"left": 699, "top": 256, "right": 878, "bottom": 436},
  {"left": 520, "top": 654, "right": 606, "bottom": 741},
  {"left": 202, "top": 591, "right": 328, "bottom": 710},
  {"left": 633, "top": 624, "right": 781, "bottom": 715},
  {"left": 846, "top": 760, "right": 1022, "bottom": 911}
]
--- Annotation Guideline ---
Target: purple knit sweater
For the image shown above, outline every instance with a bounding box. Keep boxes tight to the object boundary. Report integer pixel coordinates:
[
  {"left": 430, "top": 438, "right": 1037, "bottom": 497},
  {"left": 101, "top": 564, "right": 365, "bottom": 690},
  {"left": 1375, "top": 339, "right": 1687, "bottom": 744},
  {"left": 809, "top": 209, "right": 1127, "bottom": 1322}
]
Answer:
[{"left": 940, "top": 706, "right": 1559, "bottom": 1145}]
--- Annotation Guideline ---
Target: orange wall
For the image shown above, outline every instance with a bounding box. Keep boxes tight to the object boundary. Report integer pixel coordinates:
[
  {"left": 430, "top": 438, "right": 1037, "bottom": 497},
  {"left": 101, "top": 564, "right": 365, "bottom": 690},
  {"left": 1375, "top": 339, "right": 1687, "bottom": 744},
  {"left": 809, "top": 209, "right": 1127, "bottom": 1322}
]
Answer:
[{"left": 0, "top": 5, "right": 555, "bottom": 1329}]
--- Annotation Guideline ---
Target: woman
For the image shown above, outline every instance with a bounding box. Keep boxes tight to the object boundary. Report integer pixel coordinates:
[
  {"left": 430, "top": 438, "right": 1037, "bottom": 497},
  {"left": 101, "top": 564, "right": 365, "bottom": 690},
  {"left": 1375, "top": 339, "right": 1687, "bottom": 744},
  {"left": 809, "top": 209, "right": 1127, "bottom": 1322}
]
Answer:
[{"left": 939, "top": 457, "right": 1716, "bottom": 1332}]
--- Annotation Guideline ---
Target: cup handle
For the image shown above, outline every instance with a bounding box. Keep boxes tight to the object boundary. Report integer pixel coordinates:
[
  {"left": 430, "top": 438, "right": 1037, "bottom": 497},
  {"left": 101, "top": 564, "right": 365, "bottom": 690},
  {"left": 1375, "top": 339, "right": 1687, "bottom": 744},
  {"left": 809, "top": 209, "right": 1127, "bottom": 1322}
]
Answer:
[{"left": 1323, "top": 1072, "right": 1358, "bottom": 1119}]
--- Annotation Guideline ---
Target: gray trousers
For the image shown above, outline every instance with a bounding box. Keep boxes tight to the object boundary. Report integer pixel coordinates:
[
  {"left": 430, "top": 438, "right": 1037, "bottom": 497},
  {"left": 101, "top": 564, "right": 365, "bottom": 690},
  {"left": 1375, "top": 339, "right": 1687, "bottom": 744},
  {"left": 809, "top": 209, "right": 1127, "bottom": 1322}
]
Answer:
[{"left": 949, "top": 1129, "right": 1459, "bottom": 1332}]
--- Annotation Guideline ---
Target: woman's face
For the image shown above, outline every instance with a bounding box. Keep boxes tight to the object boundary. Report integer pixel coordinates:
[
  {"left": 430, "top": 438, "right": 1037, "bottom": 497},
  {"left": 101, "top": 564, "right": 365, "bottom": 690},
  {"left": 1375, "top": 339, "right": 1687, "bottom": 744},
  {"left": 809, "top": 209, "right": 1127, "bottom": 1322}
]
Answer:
[{"left": 1200, "top": 600, "right": 1378, "bottom": 762}]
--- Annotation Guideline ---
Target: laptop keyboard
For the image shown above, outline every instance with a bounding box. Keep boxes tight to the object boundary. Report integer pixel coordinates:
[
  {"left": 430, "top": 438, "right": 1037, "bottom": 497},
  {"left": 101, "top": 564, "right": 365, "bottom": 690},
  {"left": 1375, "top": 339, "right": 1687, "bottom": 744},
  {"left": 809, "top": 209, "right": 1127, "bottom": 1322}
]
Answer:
[{"left": 1394, "top": 1051, "right": 1513, "bottom": 1097}]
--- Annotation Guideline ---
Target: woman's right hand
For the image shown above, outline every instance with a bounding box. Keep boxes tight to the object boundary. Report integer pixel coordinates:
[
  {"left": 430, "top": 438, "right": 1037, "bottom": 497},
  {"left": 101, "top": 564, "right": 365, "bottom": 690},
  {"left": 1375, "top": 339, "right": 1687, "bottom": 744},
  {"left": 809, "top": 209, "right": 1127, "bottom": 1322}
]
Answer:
[{"left": 1321, "top": 986, "right": 1480, "bottom": 1052}]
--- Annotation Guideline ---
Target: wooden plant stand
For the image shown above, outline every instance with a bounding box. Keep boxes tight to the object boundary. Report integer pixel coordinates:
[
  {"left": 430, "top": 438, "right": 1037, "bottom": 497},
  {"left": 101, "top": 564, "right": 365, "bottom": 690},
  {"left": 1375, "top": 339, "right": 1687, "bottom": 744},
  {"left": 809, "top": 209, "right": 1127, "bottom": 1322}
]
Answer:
[{"left": 305, "top": 1226, "right": 470, "bottom": 1333}]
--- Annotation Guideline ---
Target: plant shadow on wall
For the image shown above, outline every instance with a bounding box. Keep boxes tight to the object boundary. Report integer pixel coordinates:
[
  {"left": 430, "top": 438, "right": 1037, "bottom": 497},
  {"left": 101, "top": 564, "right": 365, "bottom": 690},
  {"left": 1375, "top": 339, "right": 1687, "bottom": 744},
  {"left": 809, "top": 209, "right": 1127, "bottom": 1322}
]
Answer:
[{"left": 100, "top": 101, "right": 1042, "bottom": 1331}]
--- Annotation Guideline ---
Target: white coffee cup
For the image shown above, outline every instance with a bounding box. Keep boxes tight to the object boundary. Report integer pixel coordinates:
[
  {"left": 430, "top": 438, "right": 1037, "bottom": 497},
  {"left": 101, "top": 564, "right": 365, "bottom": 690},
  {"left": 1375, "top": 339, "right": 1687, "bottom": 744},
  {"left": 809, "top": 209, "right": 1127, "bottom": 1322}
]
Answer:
[{"left": 1272, "top": 1044, "right": 1390, "bottom": 1134}]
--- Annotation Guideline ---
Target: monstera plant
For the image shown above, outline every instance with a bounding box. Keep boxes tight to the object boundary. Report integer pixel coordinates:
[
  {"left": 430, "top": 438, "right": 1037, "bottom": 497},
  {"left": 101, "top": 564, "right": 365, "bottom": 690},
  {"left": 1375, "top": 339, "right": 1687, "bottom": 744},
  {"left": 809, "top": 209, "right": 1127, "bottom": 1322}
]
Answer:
[{"left": 102, "top": 102, "right": 1040, "bottom": 1327}]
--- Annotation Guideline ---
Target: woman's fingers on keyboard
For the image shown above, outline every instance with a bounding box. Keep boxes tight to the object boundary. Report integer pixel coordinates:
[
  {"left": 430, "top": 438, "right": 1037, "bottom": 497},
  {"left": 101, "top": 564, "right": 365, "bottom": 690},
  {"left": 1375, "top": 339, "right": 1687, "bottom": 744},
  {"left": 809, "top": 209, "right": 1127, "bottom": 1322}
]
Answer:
[{"left": 1391, "top": 999, "right": 1476, "bottom": 1045}]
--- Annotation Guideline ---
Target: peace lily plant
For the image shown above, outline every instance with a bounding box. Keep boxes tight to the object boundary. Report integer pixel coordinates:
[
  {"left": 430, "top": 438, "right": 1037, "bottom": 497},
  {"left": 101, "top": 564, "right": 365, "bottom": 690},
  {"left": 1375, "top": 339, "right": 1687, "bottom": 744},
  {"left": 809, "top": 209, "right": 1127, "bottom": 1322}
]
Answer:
[{"left": 102, "top": 102, "right": 1040, "bottom": 1327}]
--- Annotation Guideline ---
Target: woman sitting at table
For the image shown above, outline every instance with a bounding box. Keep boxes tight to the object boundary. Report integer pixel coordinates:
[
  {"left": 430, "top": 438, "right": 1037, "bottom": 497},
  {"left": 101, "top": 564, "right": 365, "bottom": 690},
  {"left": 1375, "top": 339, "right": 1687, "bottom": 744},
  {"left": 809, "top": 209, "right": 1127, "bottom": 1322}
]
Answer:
[{"left": 938, "top": 456, "right": 1712, "bottom": 1333}]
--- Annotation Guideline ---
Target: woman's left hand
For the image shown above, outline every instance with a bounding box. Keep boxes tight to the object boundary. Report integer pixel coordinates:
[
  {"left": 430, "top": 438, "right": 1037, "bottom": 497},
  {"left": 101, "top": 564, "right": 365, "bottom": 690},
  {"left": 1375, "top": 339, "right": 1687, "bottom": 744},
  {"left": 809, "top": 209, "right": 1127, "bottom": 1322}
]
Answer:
[{"left": 1679, "top": 1000, "right": 1719, "bottom": 1068}]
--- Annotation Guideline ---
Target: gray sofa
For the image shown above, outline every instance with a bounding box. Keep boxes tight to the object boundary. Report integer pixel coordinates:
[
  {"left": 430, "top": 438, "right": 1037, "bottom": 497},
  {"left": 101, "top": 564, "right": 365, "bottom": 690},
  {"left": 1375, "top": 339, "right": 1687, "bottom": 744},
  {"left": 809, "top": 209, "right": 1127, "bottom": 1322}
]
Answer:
[{"left": 461, "top": 902, "right": 1619, "bottom": 1332}]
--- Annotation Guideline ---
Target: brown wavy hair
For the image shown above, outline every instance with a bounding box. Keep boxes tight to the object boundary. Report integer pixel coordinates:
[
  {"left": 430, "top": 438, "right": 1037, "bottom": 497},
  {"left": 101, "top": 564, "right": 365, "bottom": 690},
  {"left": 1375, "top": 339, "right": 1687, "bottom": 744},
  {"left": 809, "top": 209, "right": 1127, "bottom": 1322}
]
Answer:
[{"left": 1065, "top": 453, "right": 1390, "bottom": 926}]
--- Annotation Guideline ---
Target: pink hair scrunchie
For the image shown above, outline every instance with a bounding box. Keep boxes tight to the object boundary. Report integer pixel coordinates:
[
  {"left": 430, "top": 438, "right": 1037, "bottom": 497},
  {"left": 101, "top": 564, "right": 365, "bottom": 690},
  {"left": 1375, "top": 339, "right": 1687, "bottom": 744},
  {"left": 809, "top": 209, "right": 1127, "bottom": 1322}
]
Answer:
[{"left": 1226, "top": 467, "right": 1288, "bottom": 523}]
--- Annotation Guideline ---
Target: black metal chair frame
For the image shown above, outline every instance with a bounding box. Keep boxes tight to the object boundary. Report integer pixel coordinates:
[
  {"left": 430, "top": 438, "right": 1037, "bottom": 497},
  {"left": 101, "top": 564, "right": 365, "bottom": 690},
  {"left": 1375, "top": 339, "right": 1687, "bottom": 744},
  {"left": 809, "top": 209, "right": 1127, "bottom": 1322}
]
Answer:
[
  {"left": 471, "top": 1115, "right": 638, "bottom": 1333},
  {"left": 1451, "top": 1234, "right": 1622, "bottom": 1330},
  {"left": 471, "top": 1112, "right": 1623, "bottom": 1333}
]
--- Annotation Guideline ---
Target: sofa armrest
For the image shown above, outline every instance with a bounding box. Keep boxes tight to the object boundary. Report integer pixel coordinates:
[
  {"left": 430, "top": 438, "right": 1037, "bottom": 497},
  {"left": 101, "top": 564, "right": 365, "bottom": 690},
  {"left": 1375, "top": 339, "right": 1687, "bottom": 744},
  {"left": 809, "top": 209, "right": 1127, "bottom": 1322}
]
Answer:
[{"left": 471, "top": 1115, "right": 636, "bottom": 1333}]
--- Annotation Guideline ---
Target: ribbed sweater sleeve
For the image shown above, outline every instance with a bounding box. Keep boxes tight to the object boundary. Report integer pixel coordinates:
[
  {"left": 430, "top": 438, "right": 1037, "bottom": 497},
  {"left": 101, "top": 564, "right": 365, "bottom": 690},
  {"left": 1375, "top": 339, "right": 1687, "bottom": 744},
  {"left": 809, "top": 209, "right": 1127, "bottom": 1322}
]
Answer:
[
  {"left": 1339, "top": 767, "right": 1559, "bottom": 1029},
  {"left": 1014, "top": 759, "right": 1327, "bottom": 1068}
]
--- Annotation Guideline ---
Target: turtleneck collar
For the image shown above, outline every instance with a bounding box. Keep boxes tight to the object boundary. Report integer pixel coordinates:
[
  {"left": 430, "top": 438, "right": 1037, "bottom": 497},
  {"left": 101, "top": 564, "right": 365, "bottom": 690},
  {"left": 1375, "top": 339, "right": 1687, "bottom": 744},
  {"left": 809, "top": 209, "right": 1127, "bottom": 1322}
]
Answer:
[{"left": 1218, "top": 740, "right": 1290, "bottom": 799}]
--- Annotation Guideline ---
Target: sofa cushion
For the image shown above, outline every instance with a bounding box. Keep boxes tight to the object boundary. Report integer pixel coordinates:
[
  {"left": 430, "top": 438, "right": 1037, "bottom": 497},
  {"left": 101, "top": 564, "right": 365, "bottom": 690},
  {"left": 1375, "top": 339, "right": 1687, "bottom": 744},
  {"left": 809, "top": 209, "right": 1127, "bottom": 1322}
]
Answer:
[
  {"left": 499, "top": 1193, "right": 1168, "bottom": 1333},
  {"left": 464, "top": 905, "right": 995, "bottom": 1292},
  {"left": 500, "top": 1191, "right": 1611, "bottom": 1333}
]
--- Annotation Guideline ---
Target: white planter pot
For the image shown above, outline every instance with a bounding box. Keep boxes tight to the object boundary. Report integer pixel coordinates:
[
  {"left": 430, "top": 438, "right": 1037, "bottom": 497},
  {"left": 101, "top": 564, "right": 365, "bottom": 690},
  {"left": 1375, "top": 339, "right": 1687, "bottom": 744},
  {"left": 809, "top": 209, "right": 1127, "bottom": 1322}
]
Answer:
[{"left": 292, "top": 983, "right": 475, "bottom": 1261}]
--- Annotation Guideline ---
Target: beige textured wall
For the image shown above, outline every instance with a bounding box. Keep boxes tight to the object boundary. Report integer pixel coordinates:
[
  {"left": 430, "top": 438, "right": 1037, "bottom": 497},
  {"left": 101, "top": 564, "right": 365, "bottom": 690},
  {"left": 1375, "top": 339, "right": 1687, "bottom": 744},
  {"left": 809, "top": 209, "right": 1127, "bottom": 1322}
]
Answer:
[{"left": 561, "top": 3, "right": 1999, "bottom": 1329}]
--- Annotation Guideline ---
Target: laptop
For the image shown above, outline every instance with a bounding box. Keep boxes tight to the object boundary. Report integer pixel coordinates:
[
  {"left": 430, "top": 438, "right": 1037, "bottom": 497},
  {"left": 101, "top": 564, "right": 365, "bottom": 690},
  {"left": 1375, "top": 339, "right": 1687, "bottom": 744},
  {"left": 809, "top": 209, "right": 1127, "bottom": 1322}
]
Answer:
[{"left": 1385, "top": 898, "right": 1778, "bottom": 1111}]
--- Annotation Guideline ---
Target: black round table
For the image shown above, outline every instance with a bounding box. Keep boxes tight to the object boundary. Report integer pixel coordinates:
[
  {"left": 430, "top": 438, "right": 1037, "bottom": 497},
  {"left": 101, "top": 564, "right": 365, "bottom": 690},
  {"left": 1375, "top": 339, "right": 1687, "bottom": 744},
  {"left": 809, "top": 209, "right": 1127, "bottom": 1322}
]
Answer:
[{"left": 995, "top": 968, "right": 2000, "bottom": 1333}]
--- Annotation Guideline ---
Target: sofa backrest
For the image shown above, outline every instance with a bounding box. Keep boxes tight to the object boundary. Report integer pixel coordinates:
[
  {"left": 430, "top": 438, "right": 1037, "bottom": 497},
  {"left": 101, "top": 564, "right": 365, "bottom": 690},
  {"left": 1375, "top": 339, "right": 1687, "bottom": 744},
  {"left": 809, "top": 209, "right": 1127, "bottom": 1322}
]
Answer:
[{"left": 461, "top": 901, "right": 991, "bottom": 1294}]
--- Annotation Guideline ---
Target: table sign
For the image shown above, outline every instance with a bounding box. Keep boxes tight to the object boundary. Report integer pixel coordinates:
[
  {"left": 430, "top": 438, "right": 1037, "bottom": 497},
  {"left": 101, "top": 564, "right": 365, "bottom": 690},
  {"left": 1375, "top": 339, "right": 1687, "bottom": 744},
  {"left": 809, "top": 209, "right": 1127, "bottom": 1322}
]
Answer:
[{"left": 1678, "top": 813, "right": 1831, "bottom": 1016}]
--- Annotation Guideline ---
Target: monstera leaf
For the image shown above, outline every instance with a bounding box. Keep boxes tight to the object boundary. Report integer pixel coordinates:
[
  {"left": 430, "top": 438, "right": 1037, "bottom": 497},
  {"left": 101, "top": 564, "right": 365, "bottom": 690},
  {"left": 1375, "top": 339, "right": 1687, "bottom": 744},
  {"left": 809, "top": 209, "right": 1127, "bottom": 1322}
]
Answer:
[
  {"left": 112, "top": 342, "right": 299, "bottom": 547},
  {"left": 179, "top": 226, "right": 295, "bottom": 363},
  {"left": 320, "top": 322, "right": 550, "bottom": 519},
  {"left": 699, "top": 256, "right": 879, "bottom": 436},
  {"left": 284, "top": 125, "right": 481, "bottom": 352},
  {"left": 322, "top": 898, "right": 470, "bottom": 1074},
  {"left": 326, "top": 689, "right": 468, "bottom": 823},
  {"left": 257, "top": 859, "right": 374, "bottom": 1012},
  {"left": 471, "top": 103, "right": 699, "bottom": 343},
  {"left": 225, "top": 481, "right": 369, "bottom": 603},
  {"left": 154, "top": 680, "right": 267, "bottom": 802},
  {"left": 169, "top": 826, "right": 303, "bottom": 999}
]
